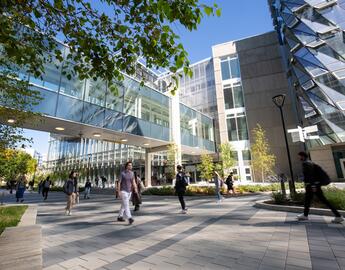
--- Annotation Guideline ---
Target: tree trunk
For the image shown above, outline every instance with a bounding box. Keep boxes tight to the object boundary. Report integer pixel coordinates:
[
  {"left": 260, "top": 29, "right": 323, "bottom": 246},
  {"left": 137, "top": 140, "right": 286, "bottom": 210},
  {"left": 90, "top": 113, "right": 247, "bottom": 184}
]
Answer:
[{"left": 261, "top": 169, "right": 264, "bottom": 183}]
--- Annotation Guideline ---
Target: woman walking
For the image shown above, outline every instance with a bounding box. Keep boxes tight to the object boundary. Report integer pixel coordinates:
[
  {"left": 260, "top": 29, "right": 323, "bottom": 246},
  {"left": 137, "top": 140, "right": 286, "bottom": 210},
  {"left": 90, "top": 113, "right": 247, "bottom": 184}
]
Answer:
[
  {"left": 64, "top": 171, "right": 76, "bottom": 216},
  {"left": 16, "top": 175, "right": 27, "bottom": 203}
]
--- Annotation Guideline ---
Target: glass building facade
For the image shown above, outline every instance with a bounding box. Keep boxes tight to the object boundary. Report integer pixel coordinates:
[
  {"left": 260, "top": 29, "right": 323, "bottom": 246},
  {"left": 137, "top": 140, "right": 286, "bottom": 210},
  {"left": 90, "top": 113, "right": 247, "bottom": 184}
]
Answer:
[
  {"left": 270, "top": 0, "right": 345, "bottom": 145},
  {"left": 9, "top": 41, "right": 215, "bottom": 150},
  {"left": 46, "top": 135, "right": 168, "bottom": 186}
]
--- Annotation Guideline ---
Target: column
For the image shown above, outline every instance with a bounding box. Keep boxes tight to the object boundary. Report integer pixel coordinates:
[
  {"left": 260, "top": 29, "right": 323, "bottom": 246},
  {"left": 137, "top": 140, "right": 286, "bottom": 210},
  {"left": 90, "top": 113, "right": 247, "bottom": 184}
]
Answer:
[
  {"left": 145, "top": 149, "right": 152, "bottom": 187},
  {"left": 169, "top": 92, "right": 182, "bottom": 166}
]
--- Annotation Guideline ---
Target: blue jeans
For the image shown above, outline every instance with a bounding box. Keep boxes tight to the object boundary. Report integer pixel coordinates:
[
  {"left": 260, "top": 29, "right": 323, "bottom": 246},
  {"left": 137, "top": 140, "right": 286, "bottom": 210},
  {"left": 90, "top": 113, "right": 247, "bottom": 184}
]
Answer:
[{"left": 216, "top": 188, "right": 221, "bottom": 200}]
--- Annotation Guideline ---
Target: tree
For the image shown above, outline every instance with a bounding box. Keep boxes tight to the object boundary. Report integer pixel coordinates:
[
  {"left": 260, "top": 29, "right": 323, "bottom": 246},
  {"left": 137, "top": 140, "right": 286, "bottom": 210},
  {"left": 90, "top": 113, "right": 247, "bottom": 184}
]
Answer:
[
  {"left": 198, "top": 153, "right": 214, "bottom": 181},
  {"left": 165, "top": 143, "right": 178, "bottom": 182},
  {"left": 0, "top": 149, "right": 38, "bottom": 182},
  {"left": 1, "top": 1, "right": 221, "bottom": 87},
  {"left": 0, "top": 1, "right": 221, "bottom": 147},
  {"left": 251, "top": 124, "right": 276, "bottom": 182},
  {"left": 217, "top": 143, "right": 236, "bottom": 177},
  {"left": 0, "top": 69, "right": 41, "bottom": 150}
]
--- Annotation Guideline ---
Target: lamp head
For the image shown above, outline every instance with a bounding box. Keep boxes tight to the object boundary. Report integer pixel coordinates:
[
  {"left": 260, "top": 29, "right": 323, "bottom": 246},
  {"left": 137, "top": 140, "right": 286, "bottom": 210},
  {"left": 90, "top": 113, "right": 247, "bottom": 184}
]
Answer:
[{"left": 272, "top": 94, "right": 286, "bottom": 108}]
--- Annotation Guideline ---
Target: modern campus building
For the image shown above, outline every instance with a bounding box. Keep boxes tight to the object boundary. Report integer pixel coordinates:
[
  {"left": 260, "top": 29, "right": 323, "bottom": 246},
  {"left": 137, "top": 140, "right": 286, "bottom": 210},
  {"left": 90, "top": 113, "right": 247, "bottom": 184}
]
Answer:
[
  {"left": 269, "top": 0, "right": 345, "bottom": 180},
  {"left": 3, "top": 33, "right": 304, "bottom": 184},
  {"left": 3, "top": 1, "right": 345, "bottom": 183}
]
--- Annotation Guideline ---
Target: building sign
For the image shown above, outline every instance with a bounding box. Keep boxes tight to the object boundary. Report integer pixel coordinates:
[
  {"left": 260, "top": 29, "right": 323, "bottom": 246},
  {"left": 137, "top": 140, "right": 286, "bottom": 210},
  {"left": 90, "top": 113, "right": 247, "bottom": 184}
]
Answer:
[{"left": 287, "top": 125, "right": 319, "bottom": 142}]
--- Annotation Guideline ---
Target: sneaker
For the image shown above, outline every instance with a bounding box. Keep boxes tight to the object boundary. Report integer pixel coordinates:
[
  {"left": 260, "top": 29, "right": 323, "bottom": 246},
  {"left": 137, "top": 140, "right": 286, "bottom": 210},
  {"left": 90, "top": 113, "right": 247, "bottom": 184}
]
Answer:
[
  {"left": 332, "top": 216, "right": 344, "bottom": 224},
  {"left": 181, "top": 210, "right": 187, "bottom": 214},
  {"left": 68, "top": 211, "right": 72, "bottom": 216},
  {"left": 297, "top": 214, "right": 308, "bottom": 221},
  {"left": 117, "top": 217, "right": 125, "bottom": 222},
  {"left": 128, "top": 218, "right": 134, "bottom": 225}
]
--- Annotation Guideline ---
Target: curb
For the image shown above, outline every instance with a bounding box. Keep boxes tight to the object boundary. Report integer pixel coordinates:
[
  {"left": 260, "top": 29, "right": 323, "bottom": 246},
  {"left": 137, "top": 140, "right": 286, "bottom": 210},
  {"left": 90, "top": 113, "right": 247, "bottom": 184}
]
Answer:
[
  {"left": 254, "top": 200, "right": 345, "bottom": 217},
  {"left": 19, "top": 204, "right": 38, "bottom": 226}
]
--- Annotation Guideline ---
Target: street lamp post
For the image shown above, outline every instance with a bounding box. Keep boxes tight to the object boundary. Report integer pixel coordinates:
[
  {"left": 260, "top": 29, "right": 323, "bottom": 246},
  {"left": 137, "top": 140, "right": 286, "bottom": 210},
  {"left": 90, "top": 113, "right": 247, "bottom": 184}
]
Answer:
[{"left": 272, "top": 94, "right": 296, "bottom": 196}]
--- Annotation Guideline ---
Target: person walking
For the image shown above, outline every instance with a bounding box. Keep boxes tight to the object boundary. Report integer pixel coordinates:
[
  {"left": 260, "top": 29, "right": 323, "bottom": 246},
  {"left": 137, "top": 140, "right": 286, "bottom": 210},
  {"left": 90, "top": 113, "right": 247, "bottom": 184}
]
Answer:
[
  {"left": 117, "top": 161, "right": 138, "bottom": 225},
  {"left": 42, "top": 176, "right": 51, "bottom": 200},
  {"left": 101, "top": 176, "right": 107, "bottom": 189},
  {"left": 38, "top": 180, "right": 43, "bottom": 194},
  {"left": 15, "top": 175, "right": 27, "bottom": 203},
  {"left": 175, "top": 165, "right": 188, "bottom": 214},
  {"left": 64, "top": 171, "right": 76, "bottom": 216},
  {"left": 214, "top": 171, "right": 223, "bottom": 203},
  {"left": 74, "top": 173, "right": 79, "bottom": 204},
  {"left": 95, "top": 176, "right": 99, "bottom": 188},
  {"left": 84, "top": 178, "right": 92, "bottom": 199},
  {"left": 297, "top": 152, "right": 344, "bottom": 223},
  {"left": 132, "top": 172, "right": 144, "bottom": 211},
  {"left": 226, "top": 172, "right": 235, "bottom": 195}
]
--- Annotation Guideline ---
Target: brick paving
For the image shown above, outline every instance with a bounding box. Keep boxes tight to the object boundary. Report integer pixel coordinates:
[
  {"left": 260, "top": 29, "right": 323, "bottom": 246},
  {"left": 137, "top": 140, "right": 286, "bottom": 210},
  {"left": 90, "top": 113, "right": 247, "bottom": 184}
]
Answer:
[{"left": 2, "top": 191, "right": 345, "bottom": 269}]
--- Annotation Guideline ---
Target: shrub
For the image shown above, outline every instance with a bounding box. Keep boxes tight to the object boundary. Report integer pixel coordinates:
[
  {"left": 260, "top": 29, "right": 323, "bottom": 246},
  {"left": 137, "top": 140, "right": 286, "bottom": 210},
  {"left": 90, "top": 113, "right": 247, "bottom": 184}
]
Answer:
[
  {"left": 271, "top": 192, "right": 287, "bottom": 204},
  {"left": 324, "top": 187, "right": 345, "bottom": 210},
  {"left": 290, "top": 191, "right": 305, "bottom": 204}
]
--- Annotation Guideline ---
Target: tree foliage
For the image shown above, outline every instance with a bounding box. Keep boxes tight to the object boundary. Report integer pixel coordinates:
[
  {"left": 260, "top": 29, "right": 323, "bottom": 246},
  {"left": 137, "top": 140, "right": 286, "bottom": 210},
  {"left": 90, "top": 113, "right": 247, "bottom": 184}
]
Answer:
[
  {"left": 218, "top": 143, "right": 236, "bottom": 176},
  {"left": 0, "top": 0, "right": 221, "bottom": 147},
  {"left": 0, "top": 149, "right": 37, "bottom": 182},
  {"left": 198, "top": 153, "right": 214, "bottom": 181},
  {"left": 251, "top": 124, "right": 276, "bottom": 182},
  {"left": 0, "top": 69, "right": 42, "bottom": 150},
  {"left": 1, "top": 0, "right": 221, "bottom": 86}
]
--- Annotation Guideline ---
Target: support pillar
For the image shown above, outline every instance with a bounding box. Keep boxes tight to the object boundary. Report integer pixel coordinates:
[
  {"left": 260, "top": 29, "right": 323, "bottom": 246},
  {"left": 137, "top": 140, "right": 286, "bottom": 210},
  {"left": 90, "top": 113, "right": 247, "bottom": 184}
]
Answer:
[{"left": 145, "top": 149, "right": 152, "bottom": 187}]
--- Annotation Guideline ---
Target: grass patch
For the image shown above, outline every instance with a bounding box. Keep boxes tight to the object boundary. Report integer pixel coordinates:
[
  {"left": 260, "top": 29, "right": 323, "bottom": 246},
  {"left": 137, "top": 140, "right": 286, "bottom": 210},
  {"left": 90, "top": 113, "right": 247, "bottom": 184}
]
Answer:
[{"left": 0, "top": 205, "right": 28, "bottom": 234}]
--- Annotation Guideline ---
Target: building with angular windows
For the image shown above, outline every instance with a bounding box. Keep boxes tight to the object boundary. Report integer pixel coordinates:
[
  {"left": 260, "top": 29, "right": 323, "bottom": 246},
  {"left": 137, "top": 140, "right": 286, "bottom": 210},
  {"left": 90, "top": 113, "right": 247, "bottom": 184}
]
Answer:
[{"left": 269, "top": 0, "right": 345, "bottom": 179}]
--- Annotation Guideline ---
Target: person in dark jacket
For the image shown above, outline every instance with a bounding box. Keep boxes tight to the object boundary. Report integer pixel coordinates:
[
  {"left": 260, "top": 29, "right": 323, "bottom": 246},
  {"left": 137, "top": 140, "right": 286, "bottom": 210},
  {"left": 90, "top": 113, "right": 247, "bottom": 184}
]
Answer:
[
  {"left": 64, "top": 171, "right": 76, "bottom": 216},
  {"left": 174, "top": 165, "right": 188, "bottom": 214},
  {"left": 226, "top": 172, "right": 235, "bottom": 195},
  {"left": 42, "top": 176, "right": 51, "bottom": 200},
  {"left": 297, "top": 151, "right": 343, "bottom": 223},
  {"left": 84, "top": 178, "right": 92, "bottom": 199}
]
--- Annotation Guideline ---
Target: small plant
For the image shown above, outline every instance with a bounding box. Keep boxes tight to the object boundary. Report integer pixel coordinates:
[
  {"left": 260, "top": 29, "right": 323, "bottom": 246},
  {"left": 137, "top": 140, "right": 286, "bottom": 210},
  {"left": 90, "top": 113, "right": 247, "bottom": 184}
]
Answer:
[{"left": 271, "top": 192, "right": 286, "bottom": 204}]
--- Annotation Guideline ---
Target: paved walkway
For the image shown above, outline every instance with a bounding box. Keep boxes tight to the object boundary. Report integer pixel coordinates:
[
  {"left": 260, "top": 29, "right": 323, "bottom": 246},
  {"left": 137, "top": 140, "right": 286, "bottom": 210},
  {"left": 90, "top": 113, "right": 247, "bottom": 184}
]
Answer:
[{"left": 2, "top": 192, "right": 345, "bottom": 270}]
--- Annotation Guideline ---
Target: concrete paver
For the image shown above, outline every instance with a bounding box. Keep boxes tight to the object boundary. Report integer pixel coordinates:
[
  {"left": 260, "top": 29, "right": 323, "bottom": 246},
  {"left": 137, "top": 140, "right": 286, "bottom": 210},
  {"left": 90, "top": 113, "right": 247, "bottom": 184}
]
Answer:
[{"left": 2, "top": 191, "right": 345, "bottom": 269}]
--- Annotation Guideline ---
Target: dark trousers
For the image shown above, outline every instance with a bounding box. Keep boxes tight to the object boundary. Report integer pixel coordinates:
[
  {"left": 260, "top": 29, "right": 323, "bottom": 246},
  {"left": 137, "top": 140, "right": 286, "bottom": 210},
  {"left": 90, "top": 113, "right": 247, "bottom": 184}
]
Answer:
[
  {"left": 177, "top": 192, "right": 186, "bottom": 210},
  {"left": 304, "top": 185, "right": 340, "bottom": 217},
  {"left": 42, "top": 188, "right": 49, "bottom": 200}
]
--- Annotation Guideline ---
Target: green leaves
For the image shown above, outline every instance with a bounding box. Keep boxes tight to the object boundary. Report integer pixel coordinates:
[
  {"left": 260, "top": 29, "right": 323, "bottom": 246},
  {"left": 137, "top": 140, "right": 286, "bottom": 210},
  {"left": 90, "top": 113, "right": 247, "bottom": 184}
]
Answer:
[
  {"left": 251, "top": 124, "right": 276, "bottom": 181},
  {"left": 198, "top": 153, "right": 214, "bottom": 181}
]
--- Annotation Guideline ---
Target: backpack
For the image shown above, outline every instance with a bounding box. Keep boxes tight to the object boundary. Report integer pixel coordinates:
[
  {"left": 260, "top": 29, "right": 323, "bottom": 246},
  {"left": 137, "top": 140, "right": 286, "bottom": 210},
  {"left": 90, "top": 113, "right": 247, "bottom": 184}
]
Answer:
[
  {"left": 44, "top": 180, "right": 50, "bottom": 188},
  {"left": 313, "top": 163, "right": 331, "bottom": 186},
  {"left": 175, "top": 173, "right": 188, "bottom": 191},
  {"left": 63, "top": 180, "right": 74, "bottom": 195}
]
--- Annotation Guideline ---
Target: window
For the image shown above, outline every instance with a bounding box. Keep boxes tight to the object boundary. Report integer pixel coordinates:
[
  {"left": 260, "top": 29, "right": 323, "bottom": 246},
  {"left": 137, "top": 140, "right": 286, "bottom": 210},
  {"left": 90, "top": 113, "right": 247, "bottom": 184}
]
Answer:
[
  {"left": 242, "top": 150, "right": 251, "bottom": 161},
  {"left": 226, "top": 113, "right": 249, "bottom": 141},
  {"left": 223, "top": 83, "right": 244, "bottom": 110},
  {"left": 220, "top": 55, "right": 241, "bottom": 81}
]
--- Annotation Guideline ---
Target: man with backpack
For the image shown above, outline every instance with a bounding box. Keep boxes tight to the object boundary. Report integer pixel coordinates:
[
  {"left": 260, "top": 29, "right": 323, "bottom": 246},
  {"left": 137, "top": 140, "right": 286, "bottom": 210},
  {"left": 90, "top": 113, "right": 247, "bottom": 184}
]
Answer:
[
  {"left": 175, "top": 165, "right": 188, "bottom": 214},
  {"left": 42, "top": 176, "right": 51, "bottom": 200},
  {"left": 297, "top": 152, "right": 343, "bottom": 223}
]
